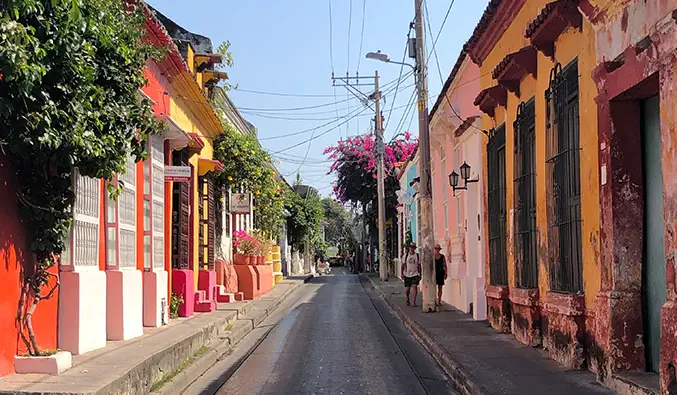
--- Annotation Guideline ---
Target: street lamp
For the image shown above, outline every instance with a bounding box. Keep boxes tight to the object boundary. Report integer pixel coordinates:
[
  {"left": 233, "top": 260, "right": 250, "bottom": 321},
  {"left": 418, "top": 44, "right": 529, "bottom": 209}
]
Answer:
[
  {"left": 366, "top": 51, "right": 416, "bottom": 70},
  {"left": 449, "top": 161, "right": 478, "bottom": 193}
]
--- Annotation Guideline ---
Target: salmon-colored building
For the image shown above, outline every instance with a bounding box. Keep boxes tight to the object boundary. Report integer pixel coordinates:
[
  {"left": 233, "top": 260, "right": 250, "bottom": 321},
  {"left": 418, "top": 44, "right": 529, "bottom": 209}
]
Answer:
[{"left": 428, "top": 50, "right": 486, "bottom": 320}]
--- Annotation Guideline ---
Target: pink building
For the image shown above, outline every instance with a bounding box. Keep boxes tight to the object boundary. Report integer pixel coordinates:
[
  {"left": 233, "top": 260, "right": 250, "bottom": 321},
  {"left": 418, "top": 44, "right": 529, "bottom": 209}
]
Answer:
[{"left": 429, "top": 50, "right": 486, "bottom": 320}]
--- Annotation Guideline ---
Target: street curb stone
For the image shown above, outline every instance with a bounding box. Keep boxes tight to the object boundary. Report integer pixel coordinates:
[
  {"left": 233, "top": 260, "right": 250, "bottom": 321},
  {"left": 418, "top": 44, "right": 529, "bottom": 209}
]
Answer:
[
  {"left": 153, "top": 274, "right": 313, "bottom": 395},
  {"left": 361, "top": 274, "right": 489, "bottom": 395}
]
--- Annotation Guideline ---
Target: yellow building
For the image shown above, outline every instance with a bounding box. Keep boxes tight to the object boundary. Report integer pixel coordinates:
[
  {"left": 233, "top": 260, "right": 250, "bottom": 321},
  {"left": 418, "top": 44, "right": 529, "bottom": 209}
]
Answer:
[
  {"left": 152, "top": 8, "right": 226, "bottom": 314},
  {"left": 466, "top": 0, "right": 599, "bottom": 370}
]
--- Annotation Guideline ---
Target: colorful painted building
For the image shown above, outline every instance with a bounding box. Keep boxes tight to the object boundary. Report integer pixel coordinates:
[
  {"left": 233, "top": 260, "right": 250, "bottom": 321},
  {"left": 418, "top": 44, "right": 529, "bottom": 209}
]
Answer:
[
  {"left": 428, "top": 50, "right": 486, "bottom": 320},
  {"left": 0, "top": 158, "right": 59, "bottom": 376},
  {"left": 468, "top": 0, "right": 601, "bottom": 372},
  {"left": 465, "top": 0, "right": 677, "bottom": 392}
]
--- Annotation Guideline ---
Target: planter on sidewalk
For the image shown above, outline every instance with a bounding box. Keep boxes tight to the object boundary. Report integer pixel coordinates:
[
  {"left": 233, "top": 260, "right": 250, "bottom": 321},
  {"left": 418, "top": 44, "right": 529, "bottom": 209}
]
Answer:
[
  {"left": 233, "top": 254, "right": 250, "bottom": 266},
  {"left": 14, "top": 351, "right": 72, "bottom": 375}
]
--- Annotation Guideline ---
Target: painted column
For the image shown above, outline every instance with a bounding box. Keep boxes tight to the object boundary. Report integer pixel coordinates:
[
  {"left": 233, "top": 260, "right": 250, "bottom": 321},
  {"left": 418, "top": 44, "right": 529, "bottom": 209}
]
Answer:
[
  {"left": 105, "top": 156, "right": 144, "bottom": 341},
  {"left": 58, "top": 171, "right": 107, "bottom": 355},
  {"left": 143, "top": 134, "right": 169, "bottom": 328}
]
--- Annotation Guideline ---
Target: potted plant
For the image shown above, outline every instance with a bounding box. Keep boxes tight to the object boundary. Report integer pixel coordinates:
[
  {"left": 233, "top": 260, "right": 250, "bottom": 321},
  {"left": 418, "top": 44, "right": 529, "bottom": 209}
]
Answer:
[{"left": 233, "top": 230, "right": 253, "bottom": 265}]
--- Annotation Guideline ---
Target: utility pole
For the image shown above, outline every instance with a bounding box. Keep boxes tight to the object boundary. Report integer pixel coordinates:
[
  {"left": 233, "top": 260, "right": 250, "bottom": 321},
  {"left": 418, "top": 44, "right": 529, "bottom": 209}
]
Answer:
[
  {"left": 373, "top": 71, "right": 388, "bottom": 281},
  {"left": 414, "top": 0, "right": 436, "bottom": 312},
  {"left": 331, "top": 72, "right": 387, "bottom": 280}
]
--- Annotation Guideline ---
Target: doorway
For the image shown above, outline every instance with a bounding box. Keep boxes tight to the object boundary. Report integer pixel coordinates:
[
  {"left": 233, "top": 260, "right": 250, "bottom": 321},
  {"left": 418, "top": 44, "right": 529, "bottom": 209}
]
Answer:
[{"left": 641, "top": 94, "right": 667, "bottom": 373}]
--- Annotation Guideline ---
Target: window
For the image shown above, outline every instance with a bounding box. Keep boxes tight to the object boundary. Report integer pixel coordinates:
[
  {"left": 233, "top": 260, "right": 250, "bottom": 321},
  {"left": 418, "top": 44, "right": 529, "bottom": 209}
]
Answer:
[
  {"left": 199, "top": 175, "right": 215, "bottom": 270},
  {"left": 488, "top": 125, "right": 508, "bottom": 286},
  {"left": 62, "top": 170, "right": 100, "bottom": 268},
  {"left": 513, "top": 98, "right": 538, "bottom": 288},
  {"left": 545, "top": 59, "right": 583, "bottom": 293},
  {"left": 144, "top": 135, "right": 165, "bottom": 270},
  {"left": 105, "top": 156, "right": 137, "bottom": 270}
]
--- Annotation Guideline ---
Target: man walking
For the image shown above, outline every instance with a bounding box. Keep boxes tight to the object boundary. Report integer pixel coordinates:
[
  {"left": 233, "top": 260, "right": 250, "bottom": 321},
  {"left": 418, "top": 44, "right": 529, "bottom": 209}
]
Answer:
[{"left": 401, "top": 242, "right": 421, "bottom": 307}]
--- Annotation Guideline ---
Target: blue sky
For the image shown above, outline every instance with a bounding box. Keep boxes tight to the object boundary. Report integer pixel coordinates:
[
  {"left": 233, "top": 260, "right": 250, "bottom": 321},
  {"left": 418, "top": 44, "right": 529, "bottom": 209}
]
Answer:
[{"left": 147, "top": 0, "right": 488, "bottom": 195}]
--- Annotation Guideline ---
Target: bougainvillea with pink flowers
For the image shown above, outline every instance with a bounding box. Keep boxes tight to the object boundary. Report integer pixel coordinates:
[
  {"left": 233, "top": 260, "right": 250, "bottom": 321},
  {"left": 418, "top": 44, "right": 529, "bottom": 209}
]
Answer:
[{"left": 323, "top": 132, "right": 417, "bottom": 227}]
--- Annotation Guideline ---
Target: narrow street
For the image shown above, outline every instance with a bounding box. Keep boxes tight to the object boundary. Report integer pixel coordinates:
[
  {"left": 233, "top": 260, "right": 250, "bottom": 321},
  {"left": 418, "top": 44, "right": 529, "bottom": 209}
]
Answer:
[{"left": 205, "top": 268, "right": 456, "bottom": 395}]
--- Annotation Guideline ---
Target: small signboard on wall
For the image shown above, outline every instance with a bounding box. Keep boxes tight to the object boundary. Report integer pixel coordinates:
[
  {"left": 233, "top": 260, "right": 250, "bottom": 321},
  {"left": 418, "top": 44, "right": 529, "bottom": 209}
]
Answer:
[
  {"left": 164, "top": 166, "right": 192, "bottom": 182},
  {"left": 230, "top": 193, "right": 251, "bottom": 214}
]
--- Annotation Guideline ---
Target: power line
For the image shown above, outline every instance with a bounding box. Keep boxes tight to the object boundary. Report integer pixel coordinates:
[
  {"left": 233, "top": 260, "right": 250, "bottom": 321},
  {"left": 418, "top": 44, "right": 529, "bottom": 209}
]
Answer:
[
  {"left": 234, "top": 89, "right": 337, "bottom": 98},
  {"left": 384, "top": 27, "right": 413, "bottom": 135},
  {"left": 258, "top": 105, "right": 364, "bottom": 141},
  {"left": 328, "top": 0, "right": 335, "bottom": 74},
  {"left": 347, "top": 0, "right": 353, "bottom": 74},
  {"left": 270, "top": 106, "right": 372, "bottom": 154},
  {"left": 424, "top": 0, "right": 483, "bottom": 132},
  {"left": 356, "top": 0, "right": 366, "bottom": 72}
]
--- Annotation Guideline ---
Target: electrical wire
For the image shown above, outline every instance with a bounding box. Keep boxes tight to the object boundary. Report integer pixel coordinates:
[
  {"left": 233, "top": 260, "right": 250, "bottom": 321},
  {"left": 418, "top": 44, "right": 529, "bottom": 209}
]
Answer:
[
  {"left": 347, "top": 0, "right": 352, "bottom": 74},
  {"left": 258, "top": 105, "right": 365, "bottom": 141},
  {"left": 384, "top": 27, "right": 413, "bottom": 135},
  {"left": 328, "top": 0, "right": 335, "bottom": 74},
  {"left": 424, "top": 0, "right": 483, "bottom": 132},
  {"left": 356, "top": 0, "right": 366, "bottom": 72},
  {"left": 270, "top": 106, "right": 372, "bottom": 154},
  {"left": 234, "top": 89, "right": 337, "bottom": 98}
]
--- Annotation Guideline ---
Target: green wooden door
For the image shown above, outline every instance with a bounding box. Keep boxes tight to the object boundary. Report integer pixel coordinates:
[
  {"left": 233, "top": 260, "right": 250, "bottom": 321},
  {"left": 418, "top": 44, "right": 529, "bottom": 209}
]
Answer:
[{"left": 642, "top": 94, "right": 666, "bottom": 373}]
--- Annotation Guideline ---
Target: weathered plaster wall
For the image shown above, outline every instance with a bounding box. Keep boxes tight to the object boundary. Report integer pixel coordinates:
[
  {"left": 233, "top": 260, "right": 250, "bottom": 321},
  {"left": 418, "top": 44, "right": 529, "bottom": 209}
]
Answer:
[{"left": 479, "top": 0, "right": 600, "bottom": 308}]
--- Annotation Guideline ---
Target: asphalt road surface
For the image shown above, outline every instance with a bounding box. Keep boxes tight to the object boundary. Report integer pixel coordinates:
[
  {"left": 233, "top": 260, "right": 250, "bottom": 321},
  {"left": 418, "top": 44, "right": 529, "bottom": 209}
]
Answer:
[{"left": 210, "top": 267, "right": 457, "bottom": 395}]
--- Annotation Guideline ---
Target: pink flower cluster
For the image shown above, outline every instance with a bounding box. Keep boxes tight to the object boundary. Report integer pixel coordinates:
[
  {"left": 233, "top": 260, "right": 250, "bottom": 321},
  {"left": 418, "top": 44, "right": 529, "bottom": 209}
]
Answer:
[
  {"left": 232, "top": 230, "right": 250, "bottom": 248},
  {"left": 323, "top": 132, "right": 418, "bottom": 202}
]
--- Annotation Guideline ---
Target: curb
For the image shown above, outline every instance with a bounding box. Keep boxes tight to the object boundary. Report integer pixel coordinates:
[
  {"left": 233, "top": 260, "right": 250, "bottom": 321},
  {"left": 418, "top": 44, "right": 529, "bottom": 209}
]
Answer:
[
  {"left": 361, "top": 274, "right": 488, "bottom": 395},
  {"left": 154, "top": 275, "right": 313, "bottom": 395}
]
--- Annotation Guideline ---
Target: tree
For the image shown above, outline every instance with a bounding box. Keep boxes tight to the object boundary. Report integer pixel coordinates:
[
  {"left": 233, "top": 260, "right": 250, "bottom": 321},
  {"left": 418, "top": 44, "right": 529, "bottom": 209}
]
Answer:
[
  {"left": 324, "top": 133, "right": 417, "bottom": 232},
  {"left": 0, "top": 0, "right": 161, "bottom": 355},
  {"left": 321, "top": 197, "right": 354, "bottom": 254},
  {"left": 285, "top": 175, "right": 324, "bottom": 251}
]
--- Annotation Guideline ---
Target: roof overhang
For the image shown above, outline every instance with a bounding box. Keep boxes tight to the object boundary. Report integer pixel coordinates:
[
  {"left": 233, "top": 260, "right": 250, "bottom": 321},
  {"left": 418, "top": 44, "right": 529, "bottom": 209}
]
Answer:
[
  {"left": 492, "top": 46, "right": 538, "bottom": 97},
  {"left": 525, "top": 0, "right": 583, "bottom": 58},
  {"left": 474, "top": 85, "right": 508, "bottom": 117},
  {"left": 198, "top": 158, "right": 224, "bottom": 176},
  {"left": 157, "top": 114, "right": 191, "bottom": 151}
]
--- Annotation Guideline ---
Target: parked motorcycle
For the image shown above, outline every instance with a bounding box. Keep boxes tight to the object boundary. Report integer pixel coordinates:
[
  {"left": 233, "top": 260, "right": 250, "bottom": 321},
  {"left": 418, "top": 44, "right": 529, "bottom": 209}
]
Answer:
[{"left": 316, "top": 259, "right": 330, "bottom": 276}]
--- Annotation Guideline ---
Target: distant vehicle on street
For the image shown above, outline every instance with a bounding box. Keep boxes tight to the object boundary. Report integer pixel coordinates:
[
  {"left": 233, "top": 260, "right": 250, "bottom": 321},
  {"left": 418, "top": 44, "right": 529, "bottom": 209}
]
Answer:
[{"left": 317, "top": 259, "right": 330, "bottom": 276}]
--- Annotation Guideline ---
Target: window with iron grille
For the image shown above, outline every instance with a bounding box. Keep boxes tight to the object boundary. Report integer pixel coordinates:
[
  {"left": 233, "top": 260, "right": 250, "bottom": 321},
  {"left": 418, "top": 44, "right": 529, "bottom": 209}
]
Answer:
[
  {"left": 545, "top": 59, "right": 583, "bottom": 293},
  {"left": 488, "top": 124, "right": 508, "bottom": 286},
  {"left": 199, "top": 175, "right": 215, "bottom": 270},
  {"left": 513, "top": 98, "right": 538, "bottom": 288}
]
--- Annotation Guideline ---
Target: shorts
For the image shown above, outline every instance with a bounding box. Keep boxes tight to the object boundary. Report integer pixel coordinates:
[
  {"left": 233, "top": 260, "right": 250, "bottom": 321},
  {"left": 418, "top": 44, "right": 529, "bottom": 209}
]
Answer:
[{"left": 404, "top": 275, "right": 420, "bottom": 287}]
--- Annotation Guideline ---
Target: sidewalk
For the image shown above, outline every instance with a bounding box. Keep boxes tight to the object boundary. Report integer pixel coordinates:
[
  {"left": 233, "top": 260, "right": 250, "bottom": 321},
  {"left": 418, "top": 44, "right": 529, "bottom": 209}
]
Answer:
[
  {"left": 362, "top": 274, "right": 613, "bottom": 395},
  {"left": 0, "top": 276, "right": 312, "bottom": 395}
]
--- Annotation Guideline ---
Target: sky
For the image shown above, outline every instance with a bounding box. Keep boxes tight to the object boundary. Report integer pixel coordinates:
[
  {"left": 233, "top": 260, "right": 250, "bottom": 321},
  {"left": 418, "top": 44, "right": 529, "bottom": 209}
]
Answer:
[{"left": 147, "top": 0, "right": 488, "bottom": 196}]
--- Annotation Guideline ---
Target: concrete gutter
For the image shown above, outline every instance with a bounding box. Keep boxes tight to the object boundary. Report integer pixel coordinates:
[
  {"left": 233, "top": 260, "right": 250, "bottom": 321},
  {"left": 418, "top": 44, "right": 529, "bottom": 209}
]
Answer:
[
  {"left": 0, "top": 275, "right": 313, "bottom": 395},
  {"left": 361, "top": 274, "right": 488, "bottom": 395}
]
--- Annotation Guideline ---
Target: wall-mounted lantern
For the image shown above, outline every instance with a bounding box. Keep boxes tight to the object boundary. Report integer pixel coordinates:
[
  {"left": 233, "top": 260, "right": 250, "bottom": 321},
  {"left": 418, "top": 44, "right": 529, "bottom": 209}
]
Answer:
[{"left": 449, "top": 161, "right": 478, "bottom": 193}]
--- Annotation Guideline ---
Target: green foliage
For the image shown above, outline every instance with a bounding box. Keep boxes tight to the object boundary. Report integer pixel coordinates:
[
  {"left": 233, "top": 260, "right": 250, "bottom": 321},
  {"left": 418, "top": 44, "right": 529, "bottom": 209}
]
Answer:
[
  {"left": 285, "top": 177, "right": 324, "bottom": 250},
  {"left": 321, "top": 197, "right": 355, "bottom": 252},
  {"left": 215, "top": 40, "right": 236, "bottom": 91},
  {"left": 169, "top": 292, "right": 184, "bottom": 319},
  {"left": 213, "top": 120, "right": 286, "bottom": 238},
  {"left": 0, "top": 0, "right": 162, "bottom": 355}
]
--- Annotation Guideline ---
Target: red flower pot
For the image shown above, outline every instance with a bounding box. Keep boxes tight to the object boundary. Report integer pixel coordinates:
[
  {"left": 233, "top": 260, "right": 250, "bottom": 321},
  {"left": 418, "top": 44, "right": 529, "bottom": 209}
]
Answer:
[
  {"left": 234, "top": 254, "right": 250, "bottom": 266},
  {"left": 257, "top": 255, "right": 265, "bottom": 265}
]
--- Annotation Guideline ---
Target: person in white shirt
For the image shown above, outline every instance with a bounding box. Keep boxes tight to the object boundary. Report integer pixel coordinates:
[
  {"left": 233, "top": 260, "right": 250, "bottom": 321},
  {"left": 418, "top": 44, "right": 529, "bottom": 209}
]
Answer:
[{"left": 401, "top": 242, "right": 421, "bottom": 307}]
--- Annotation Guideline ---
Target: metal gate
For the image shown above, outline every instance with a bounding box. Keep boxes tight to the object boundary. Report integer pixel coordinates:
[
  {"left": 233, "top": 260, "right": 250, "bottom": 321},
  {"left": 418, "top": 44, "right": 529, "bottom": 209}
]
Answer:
[
  {"left": 545, "top": 60, "right": 583, "bottom": 293},
  {"left": 172, "top": 149, "right": 190, "bottom": 270},
  {"left": 513, "top": 99, "right": 538, "bottom": 288},
  {"left": 488, "top": 125, "right": 508, "bottom": 286}
]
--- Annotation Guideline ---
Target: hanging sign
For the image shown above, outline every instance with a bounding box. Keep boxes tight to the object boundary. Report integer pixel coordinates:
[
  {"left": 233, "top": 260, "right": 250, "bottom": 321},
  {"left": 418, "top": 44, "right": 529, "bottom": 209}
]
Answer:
[
  {"left": 230, "top": 193, "right": 251, "bottom": 214},
  {"left": 164, "top": 166, "right": 192, "bottom": 182}
]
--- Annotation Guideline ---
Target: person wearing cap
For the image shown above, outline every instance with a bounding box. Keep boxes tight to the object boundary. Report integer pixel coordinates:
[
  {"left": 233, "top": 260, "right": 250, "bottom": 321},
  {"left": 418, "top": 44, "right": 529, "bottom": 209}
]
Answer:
[
  {"left": 401, "top": 242, "right": 421, "bottom": 307},
  {"left": 434, "top": 243, "right": 448, "bottom": 306}
]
